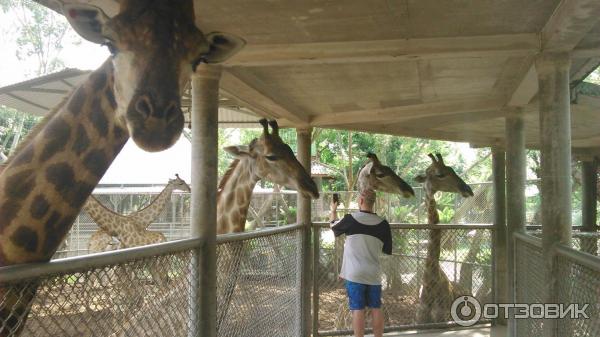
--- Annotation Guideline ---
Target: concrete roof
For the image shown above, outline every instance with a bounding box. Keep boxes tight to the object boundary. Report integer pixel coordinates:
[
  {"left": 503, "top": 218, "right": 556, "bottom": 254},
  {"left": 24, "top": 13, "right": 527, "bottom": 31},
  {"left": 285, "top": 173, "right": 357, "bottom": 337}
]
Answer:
[{"left": 36, "top": 0, "right": 600, "bottom": 152}]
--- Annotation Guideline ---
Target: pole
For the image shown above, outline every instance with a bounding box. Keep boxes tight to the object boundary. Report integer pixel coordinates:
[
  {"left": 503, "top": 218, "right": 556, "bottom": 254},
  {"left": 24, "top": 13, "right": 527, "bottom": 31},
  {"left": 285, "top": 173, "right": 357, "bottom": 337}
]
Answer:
[
  {"left": 296, "top": 127, "right": 313, "bottom": 336},
  {"left": 492, "top": 147, "right": 507, "bottom": 325},
  {"left": 536, "top": 52, "right": 572, "bottom": 337},
  {"left": 190, "top": 64, "right": 222, "bottom": 337}
]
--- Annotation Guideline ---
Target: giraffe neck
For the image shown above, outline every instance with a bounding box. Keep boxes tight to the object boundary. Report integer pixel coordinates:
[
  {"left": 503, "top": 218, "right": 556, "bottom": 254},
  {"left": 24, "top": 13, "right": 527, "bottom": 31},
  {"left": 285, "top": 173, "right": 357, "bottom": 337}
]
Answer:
[
  {"left": 217, "top": 158, "right": 260, "bottom": 234},
  {"left": 0, "top": 60, "right": 129, "bottom": 264},
  {"left": 83, "top": 195, "right": 130, "bottom": 236},
  {"left": 130, "top": 183, "right": 177, "bottom": 230},
  {"left": 425, "top": 191, "right": 442, "bottom": 261}
]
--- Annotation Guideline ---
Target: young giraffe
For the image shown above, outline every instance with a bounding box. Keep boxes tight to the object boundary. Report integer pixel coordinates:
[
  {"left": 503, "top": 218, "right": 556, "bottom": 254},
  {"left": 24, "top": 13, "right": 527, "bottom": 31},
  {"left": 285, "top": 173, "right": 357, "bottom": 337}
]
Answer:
[
  {"left": 414, "top": 153, "right": 474, "bottom": 323},
  {"left": 216, "top": 119, "right": 319, "bottom": 330},
  {"left": 0, "top": 1, "right": 243, "bottom": 334},
  {"left": 85, "top": 174, "right": 191, "bottom": 253}
]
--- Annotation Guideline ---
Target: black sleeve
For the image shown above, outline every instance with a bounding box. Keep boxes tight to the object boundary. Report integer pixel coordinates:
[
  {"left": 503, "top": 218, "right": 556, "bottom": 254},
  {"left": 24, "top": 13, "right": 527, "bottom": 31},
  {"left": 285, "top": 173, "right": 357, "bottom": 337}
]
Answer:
[
  {"left": 331, "top": 214, "right": 352, "bottom": 237},
  {"left": 382, "top": 221, "right": 392, "bottom": 255}
]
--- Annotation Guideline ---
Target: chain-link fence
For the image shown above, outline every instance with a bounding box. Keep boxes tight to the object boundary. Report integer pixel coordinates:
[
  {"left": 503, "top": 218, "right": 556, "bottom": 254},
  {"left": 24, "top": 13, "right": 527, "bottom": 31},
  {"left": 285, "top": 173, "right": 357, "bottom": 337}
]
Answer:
[
  {"left": 0, "top": 225, "right": 303, "bottom": 337},
  {"left": 313, "top": 223, "right": 493, "bottom": 335},
  {"left": 514, "top": 233, "right": 545, "bottom": 336},
  {"left": 556, "top": 246, "right": 600, "bottom": 337}
]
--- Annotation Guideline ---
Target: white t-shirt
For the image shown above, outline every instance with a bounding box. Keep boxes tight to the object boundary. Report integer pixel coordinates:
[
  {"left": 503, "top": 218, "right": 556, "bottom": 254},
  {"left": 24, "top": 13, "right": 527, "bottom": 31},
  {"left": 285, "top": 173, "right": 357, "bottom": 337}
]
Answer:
[{"left": 331, "top": 211, "right": 392, "bottom": 285}]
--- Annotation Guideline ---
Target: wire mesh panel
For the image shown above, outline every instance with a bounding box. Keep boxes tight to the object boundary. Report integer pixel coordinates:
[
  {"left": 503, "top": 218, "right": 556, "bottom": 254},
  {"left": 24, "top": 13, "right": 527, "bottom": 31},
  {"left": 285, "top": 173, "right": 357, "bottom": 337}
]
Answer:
[
  {"left": 314, "top": 224, "right": 492, "bottom": 334},
  {"left": 1, "top": 246, "right": 197, "bottom": 337},
  {"left": 216, "top": 228, "right": 302, "bottom": 337},
  {"left": 556, "top": 248, "right": 600, "bottom": 337},
  {"left": 514, "top": 234, "right": 544, "bottom": 336}
]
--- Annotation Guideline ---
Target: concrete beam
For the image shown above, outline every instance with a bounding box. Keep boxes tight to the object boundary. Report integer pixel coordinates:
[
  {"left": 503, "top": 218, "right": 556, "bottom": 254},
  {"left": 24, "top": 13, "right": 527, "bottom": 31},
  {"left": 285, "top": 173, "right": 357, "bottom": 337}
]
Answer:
[
  {"left": 219, "top": 71, "right": 310, "bottom": 126},
  {"left": 541, "top": 0, "right": 600, "bottom": 51},
  {"left": 225, "top": 34, "right": 539, "bottom": 67},
  {"left": 536, "top": 52, "right": 572, "bottom": 337},
  {"left": 507, "top": 0, "right": 600, "bottom": 107},
  {"left": 396, "top": 108, "right": 504, "bottom": 129},
  {"left": 310, "top": 98, "right": 503, "bottom": 127},
  {"left": 581, "top": 159, "right": 598, "bottom": 231}
]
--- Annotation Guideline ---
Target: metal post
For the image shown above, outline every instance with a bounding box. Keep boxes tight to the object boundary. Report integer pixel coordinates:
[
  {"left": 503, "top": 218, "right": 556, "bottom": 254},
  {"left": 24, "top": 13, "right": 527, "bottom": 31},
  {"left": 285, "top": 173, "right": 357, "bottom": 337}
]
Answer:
[
  {"left": 505, "top": 108, "right": 526, "bottom": 336},
  {"left": 190, "top": 63, "right": 222, "bottom": 337},
  {"left": 296, "top": 127, "right": 313, "bottom": 336},
  {"left": 312, "top": 224, "right": 320, "bottom": 337},
  {"left": 492, "top": 147, "right": 507, "bottom": 325},
  {"left": 536, "top": 52, "right": 572, "bottom": 337},
  {"left": 582, "top": 158, "right": 598, "bottom": 230}
]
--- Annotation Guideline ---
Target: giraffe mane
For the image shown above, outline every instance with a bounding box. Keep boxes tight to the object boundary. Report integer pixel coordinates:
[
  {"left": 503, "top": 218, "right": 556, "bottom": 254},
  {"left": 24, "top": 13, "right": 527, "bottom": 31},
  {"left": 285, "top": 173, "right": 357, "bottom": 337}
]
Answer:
[{"left": 217, "top": 158, "right": 240, "bottom": 196}]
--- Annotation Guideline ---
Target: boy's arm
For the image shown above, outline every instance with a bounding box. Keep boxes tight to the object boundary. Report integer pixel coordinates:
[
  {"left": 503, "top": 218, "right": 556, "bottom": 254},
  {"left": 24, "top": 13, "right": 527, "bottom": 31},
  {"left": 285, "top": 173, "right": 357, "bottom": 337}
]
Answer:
[{"left": 331, "top": 214, "right": 351, "bottom": 237}]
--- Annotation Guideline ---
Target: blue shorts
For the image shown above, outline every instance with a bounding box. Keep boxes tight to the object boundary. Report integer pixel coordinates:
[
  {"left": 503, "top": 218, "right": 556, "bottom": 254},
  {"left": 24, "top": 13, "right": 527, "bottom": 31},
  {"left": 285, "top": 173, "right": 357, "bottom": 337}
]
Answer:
[{"left": 344, "top": 280, "right": 382, "bottom": 310}]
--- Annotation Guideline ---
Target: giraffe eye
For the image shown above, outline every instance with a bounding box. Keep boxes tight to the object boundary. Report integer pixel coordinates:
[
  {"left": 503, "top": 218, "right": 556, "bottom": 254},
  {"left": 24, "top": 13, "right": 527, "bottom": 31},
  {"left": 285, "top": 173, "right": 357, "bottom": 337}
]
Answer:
[
  {"left": 265, "top": 155, "right": 278, "bottom": 161},
  {"left": 436, "top": 173, "right": 446, "bottom": 178}
]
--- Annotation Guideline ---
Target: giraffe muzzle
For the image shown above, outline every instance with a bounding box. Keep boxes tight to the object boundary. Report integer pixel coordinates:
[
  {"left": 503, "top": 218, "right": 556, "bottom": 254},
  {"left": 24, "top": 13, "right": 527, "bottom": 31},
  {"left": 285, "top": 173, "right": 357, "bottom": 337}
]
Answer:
[{"left": 127, "top": 94, "right": 184, "bottom": 152}]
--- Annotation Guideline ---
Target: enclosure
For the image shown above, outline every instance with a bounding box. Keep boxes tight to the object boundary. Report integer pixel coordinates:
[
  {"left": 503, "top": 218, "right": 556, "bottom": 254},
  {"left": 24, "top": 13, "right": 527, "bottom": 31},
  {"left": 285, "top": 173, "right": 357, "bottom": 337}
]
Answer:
[{"left": 1, "top": 0, "right": 600, "bottom": 336}]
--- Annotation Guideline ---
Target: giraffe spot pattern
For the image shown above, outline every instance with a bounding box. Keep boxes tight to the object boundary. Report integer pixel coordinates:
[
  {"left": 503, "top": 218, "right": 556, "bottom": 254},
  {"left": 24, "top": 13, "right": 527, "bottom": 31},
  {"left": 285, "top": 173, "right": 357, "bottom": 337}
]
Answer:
[
  {"left": 72, "top": 126, "right": 90, "bottom": 156},
  {"left": 10, "top": 145, "right": 34, "bottom": 167},
  {"left": 68, "top": 87, "right": 86, "bottom": 115},
  {"left": 0, "top": 201, "right": 22, "bottom": 223},
  {"left": 10, "top": 227, "right": 38, "bottom": 253},
  {"left": 82, "top": 149, "right": 109, "bottom": 177},
  {"left": 5, "top": 169, "right": 35, "bottom": 199},
  {"left": 30, "top": 195, "right": 50, "bottom": 219},
  {"left": 45, "top": 163, "right": 94, "bottom": 209},
  {"left": 41, "top": 118, "right": 71, "bottom": 161},
  {"left": 43, "top": 215, "right": 73, "bottom": 254},
  {"left": 90, "top": 98, "right": 109, "bottom": 137}
]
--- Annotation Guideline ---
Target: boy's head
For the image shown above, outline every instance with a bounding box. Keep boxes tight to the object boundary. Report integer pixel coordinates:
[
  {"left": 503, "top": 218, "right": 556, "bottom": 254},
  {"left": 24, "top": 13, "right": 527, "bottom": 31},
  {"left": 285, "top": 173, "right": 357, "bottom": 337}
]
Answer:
[{"left": 359, "top": 189, "right": 376, "bottom": 211}]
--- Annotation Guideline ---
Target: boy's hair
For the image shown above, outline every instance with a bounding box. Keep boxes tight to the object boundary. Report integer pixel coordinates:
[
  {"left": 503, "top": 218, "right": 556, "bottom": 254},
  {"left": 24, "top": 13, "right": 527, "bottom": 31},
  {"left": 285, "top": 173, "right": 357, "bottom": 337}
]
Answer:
[{"left": 360, "top": 189, "right": 376, "bottom": 208}]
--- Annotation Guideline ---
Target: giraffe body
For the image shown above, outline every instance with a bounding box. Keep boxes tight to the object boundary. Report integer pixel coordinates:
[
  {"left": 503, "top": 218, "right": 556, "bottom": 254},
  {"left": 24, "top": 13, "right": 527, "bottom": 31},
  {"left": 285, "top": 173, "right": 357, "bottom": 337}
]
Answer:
[
  {"left": 85, "top": 175, "right": 190, "bottom": 252},
  {"left": 414, "top": 153, "right": 474, "bottom": 323}
]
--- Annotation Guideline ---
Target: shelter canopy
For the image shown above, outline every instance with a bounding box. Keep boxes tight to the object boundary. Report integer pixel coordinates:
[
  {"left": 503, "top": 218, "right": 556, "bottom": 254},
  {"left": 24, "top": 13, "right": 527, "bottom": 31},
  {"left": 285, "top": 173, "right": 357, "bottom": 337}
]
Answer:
[{"left": 33, "top": 0, "right": 600, "bottom": 151}]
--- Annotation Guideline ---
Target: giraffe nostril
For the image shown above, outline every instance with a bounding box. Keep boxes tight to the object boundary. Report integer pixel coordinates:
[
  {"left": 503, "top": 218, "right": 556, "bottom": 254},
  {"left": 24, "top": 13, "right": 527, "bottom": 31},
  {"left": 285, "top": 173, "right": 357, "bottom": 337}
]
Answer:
[{"left": 135, "top": 96, "right": 153, "bottom": 119}]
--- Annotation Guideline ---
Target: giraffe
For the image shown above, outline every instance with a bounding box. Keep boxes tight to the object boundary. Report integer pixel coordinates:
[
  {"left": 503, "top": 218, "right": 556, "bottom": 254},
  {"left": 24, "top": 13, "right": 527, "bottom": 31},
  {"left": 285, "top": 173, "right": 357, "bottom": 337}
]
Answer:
[
  {"left": 85, "top": 174, "right": 191, "bottom": 253},
  {"left": 414, "top": 153, "right": 474, "bottom": 323},
  {"left": 0, "top": 1, "right": 244, "bottom": 335},
  {"left": 216, "top": 119, "right": 319, "bottom": 331}
]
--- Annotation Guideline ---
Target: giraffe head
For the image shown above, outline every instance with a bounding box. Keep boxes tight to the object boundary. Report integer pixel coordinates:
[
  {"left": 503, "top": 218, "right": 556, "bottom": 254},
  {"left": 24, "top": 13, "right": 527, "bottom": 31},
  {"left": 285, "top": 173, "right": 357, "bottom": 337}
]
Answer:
[
  {"left": 169, "top": 174, "right": 191, "bottom": 192},
  {"left": 358, "top": 153, "right": 414, "bottom": 198},
  {"left": 414, "top": 153, "right": 474, "bottom": 197},
  {"left": 224, "top": 119, "right": 319, "bottom": 199},
  {"left": 63, "top": 1, "right": 245, "bottom": 152}
]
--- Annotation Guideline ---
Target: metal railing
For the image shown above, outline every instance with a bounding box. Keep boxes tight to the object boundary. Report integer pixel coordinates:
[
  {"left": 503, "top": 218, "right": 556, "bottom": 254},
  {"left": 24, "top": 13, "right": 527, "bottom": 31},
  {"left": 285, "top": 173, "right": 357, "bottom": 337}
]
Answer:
[
  {"left": 514, "top": 231, "right": 600, "bottom": 337},
  {"left": 312, "top": 222, "right": 494, "bottom": 336},
  {"left": 0, "top": 224, "right": 304, "bottom": 337}
]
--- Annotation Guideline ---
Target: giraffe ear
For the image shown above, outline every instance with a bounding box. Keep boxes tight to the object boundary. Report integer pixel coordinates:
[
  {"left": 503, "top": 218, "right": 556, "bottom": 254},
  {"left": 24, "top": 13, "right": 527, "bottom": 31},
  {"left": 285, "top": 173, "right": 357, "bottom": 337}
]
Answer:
[
  {"left": 414, "top": 175, "right": 427, "bottom": 183},
  {"left": 224, "top": 145, "right": 251, "bottom": 158},
  {"left": 63, "top": 4, "right": 110, "bottom": 44},
  {"left": 202, "top": 32, "right": 246, "bottom": 64}
]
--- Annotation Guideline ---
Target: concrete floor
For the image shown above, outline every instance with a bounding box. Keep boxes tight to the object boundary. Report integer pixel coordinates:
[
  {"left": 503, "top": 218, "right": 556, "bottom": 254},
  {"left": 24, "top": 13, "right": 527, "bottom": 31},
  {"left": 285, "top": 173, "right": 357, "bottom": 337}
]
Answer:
[{"left": 373, "top": 325, "right": 506, "bottom": 337}]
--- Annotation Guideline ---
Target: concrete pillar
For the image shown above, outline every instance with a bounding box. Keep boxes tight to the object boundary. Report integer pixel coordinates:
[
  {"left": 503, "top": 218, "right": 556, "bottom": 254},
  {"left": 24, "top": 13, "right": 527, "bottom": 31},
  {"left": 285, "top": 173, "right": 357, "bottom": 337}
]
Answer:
[
  {"left": 536, "top": 52, "right": 572, "bottom": 337},
  {"left": 296, "top": 127, "right": 312, "bottom": 337},
  {"left": 190, "top": 64, "right": 222, "bottom": 337},
  {"left": 492, "top": 147, "right": 507, "bottom": 325},
  {"left": 504, "top": 108, "right": 526, "bottom": 336}
]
